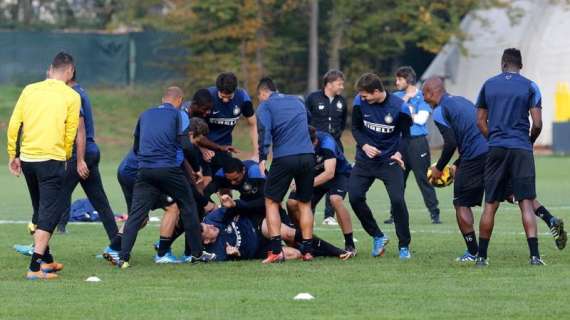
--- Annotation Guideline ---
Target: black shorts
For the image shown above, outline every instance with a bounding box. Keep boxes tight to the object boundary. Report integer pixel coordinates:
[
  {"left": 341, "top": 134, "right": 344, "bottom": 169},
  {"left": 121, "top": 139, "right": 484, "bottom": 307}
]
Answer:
[
  {"left": 453, "top": 153, "right": 486, "bottom": 207},
  {"left": 290, "top": 173, "right": 349, "bottom": 208},
  {"left": 265, "top": 154, "right": 315, "bottom": 202},
  {"left": 485, "top": 147, "right": 536, "bottom": 203},
  {"left": 118, "top": 171, "right": 175, "bottom": 212}
]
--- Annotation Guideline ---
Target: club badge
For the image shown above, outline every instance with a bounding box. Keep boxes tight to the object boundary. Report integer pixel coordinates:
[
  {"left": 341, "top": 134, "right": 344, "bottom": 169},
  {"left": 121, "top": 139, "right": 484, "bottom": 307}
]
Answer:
[
  {"left": 318, "top": 103, "right": 325, "bottom": 111},
  {"left": 384, "top": 113, "right": 393, "bottom": 124},
  {"left": 233, "top": 105, "right": 241, "bottom": 116},
  {"left": 336, "top": 101, "right": 343, "bottom": 110}
]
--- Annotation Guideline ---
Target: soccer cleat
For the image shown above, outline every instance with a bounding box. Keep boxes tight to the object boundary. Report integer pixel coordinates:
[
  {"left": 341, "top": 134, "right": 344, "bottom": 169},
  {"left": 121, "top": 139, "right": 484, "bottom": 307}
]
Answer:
[
  {"left": 301, "top": 252, "right": 314, "bottom": 261},
  {"left": 179, "top": 255, "right": 193, "bottom": 263},
  {"left": 529, "top": 256, "right": 546, "bottom": 266},
  {"left": 431, "top": 214, "right": 442, "bottom": 224},
  {"left": 399, "top": 247, "right": 411, "bottom": 260},
  {"left": 262, "top": 251, "right": 285, "bottom": 264},
  {"left": 41, "top": 262, "right": 64, "bottom": 273},
  {"left": 371, "top": 236, "right": 389, "bottom": 257},
  {"left": 27, "top": 270, "right": 58, "bottom": 280},
  {"left": 549, "top": 217, "right": 567, "bottom": 250},
  {"left": 475, "top": 257, "right": 489, "bottom": 267},
  {"left": 102, "top": 247, "right": 119, "bottom": 262},
  {"left": 56, "top": 224, "right": 67, "bottom": 234},
  {"left": 339, "top": 251, "right": 355, "bottom": 261},
  {"left": 14, "top": 244, "right": 34, "bottom": 256},
  {"left": 154, "top": 252, "right": 180, "bottom": 264},
  {"left": 322, "top": 217, "right": 338, "bottom": 226},
  {"left": 456, "top": 251, "right": 477, "bottom": 262},
  {"left": 193, "top": 251, "right": 217, "bottom": 263},
  {"left": 116, "top": 260, "right": 130, "bottom": 269},
  {"left": 383, "top": 216, "right": 394, "bottom": 225},
  {"left": 345, "top": 245, "right": 357, "bottom": 256}
]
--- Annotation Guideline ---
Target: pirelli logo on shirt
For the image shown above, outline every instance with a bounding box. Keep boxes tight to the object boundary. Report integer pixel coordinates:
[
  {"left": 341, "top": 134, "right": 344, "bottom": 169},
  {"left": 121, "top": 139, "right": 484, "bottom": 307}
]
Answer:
[
  {"left": 364, "top": 120, "right": 395, "bottom": 133},
  {"left": 209, "top": 116, "right": 240, "bottom": 126}
]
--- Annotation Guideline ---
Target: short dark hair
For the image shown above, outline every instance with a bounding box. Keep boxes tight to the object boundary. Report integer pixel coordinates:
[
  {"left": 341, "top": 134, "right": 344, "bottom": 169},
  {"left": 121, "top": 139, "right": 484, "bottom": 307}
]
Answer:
[
  {"left": 52, "top": 52, "right": 74, "bottom": 70},
  {"left": 216, "top": 72, "right": 238, "bottom": 94},
  {"left": 192, "top": 88, "right": 213, "bottom": 109},
  {"left": 257, "top": 77, "right": 277, "bottom": 92},
  {"left": 322, "top": 70, "right": 344, "bottom": 87},
  {"left": 222, "top": 157, "right": 244, "bottom": 174},
  {"left": 395, "top": 66, "right": 416, "bottom": 85},
  {"left": 502, "top": 48, "right": 523, "bottom": 69},
  {"left": 308, "top": 126, "right": 317, "bottom": 143},
  {"left": 356, "top": 73, "right": 385, "bottom": 93},
  {"left": 189, "top": 117, "right": 209, "bottom": 137}
]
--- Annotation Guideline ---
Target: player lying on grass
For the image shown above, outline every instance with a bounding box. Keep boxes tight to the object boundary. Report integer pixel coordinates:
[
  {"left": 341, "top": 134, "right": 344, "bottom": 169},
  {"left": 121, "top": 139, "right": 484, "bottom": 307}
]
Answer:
[
  {"left": 200, "top": 208, "right": 354, "bottom": 262},
  {"left": 423, "top": 76, "right": 566, "bottom": 265}
]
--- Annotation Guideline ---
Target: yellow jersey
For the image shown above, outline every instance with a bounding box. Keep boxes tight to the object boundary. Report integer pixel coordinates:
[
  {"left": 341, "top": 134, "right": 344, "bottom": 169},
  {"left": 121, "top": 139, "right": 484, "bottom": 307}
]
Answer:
[{"left": 7, "top": 79, "right": 81, "bottom": 161}]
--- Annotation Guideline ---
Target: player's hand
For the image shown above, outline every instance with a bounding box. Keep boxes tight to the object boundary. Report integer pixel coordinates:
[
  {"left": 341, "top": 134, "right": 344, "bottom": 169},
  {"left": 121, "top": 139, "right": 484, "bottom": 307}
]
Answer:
[
  {"left": 193, "top": 170, "right": 204, "bottom": 185},
  {"left": 77, "top": 160, "right": 90, "bottom": 180},
  {"left": 8, "top": 158, "right": 21, "bottom": 177},
  {"left": 390, "top": 151, "right": 405, "bottom": 170},
  {"left": 220, "top": 194, "right": 236, "bottom": 208},
  {"left": 200, "top": 147, "right": 215, "bottom": 162},
  {"left": 430, "top": 165, "right": 443, "bottom": 179},
  {"left": 204, "top": 201, "right": 217, "bottom": 213},
  {"left": 362, "top": 144, "right": 381, "bottom": 159},
  {"left": 221, "top": 145, "right": 240, "bottom": 154},
  {"left": 225, "top": 243, "right": 241, "bottom": 257}
]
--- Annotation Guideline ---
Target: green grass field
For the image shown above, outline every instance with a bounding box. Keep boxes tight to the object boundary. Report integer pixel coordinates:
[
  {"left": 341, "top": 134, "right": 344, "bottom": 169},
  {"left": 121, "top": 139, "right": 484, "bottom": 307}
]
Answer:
[
  {"left": 1, "top": 157, "right": 570, "bottom": 319},
  {"left": 1, "top": 85, "right": 570, "bottom": 319}
]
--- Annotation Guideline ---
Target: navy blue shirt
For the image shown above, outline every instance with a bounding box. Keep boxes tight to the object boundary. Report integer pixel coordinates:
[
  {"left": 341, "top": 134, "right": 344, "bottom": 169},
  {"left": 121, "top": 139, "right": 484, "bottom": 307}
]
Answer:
[
  {"left": 211, "top": 160, "right": 266, "bottom": 212},
  {"left": 134, "top": 103, "right": 189, "bottom": 169},
  {"left": 433, "top": 94, "right": 489, "bottom": 161},
  {"left": 72, "top": 84, "right": 98, "bottom": 155},
  {"left": 393, "top": 90, "right": 431, "bottom": 137},
  {"left": 315, "top": 131, "right": 352, "bottom": 175},
  {"left": 206, "top": 87, "right": 254, "bottom": 146},
  {"left": 352, "top": 93, "right": 412, "bottom": 163},
  {"left": 203, "top": 208, "right": 260, "bottom": 261},
  {"left": 476, "top": 72, "right": 542, "bottom": 151},
  {"left": 257, "top": 92, "right": 314, "bottom": 161}
]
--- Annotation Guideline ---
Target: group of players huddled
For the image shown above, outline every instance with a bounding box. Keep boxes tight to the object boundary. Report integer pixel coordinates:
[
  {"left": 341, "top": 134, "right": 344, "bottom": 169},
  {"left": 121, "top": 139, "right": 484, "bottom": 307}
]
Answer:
[{"left": 7, "top": 48, "right": 566, "bottom": 280}]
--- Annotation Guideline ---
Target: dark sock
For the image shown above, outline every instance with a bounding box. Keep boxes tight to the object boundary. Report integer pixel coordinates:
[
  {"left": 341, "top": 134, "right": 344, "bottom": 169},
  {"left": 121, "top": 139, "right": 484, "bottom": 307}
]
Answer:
[
  {"left": 157, "top": 236, "right": 173, "bottom": 257},
  {"left": 344, "top": 232, "right": 355, "bottom": 248},
  {"left": 312, "top": 236, "right": 343, "bottom": 257},
  {"left": 478, "top": 237, "right": 490, "bottom": 259},
  {"left": 301, "top": 238, "right": 314, "bottom": 255},
  {"left": 29, "top": 252, "right": 43, "bottom": 272},
  {"left": 270, "top": 235, "right": 282, "bottom": 254},
  {"left": 527, "top": 237, "right": 540, "bottom": 258},
  {"left": 293, "top": 229, "right": 303, "bottom": 244},
  {"left": 535, "top": 206, "right": 554, "bottom": 228},
  {"left": 43, "top": 246, "right": 54, "bottom": 264},
  {"left": 463, "top": 232, "right": 478, "bottom": 256},
  {"left": 109, "top": 233, "right": 122, "bottom": 251}
]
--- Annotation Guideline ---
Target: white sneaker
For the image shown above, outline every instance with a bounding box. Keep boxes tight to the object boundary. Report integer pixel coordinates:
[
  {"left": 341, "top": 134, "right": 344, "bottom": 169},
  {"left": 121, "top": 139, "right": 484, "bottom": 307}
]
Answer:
[{"left": 322, "top": 217, "right": 338, "bottom": 226}]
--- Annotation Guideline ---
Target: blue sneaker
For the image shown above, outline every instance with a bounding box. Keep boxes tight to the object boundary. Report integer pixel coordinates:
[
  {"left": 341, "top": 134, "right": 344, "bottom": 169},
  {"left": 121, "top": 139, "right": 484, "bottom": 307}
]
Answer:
[
  {"left": 399, "top": 247, "right": 411, "bottom": 260},
  {"left": 456, "top": 251, "right": 477, "bottom": 262},
  {"left": 102, "top": 247, "right": 119, "bottom": 263},
  {"left": 14, "top": 244, "right": 34, "bottom": 256},
  {"left": 154, "top": 252, "right": 180, "bottom": 264},
  {"left": 179, "top": 255, "right": 194, "bottom": 263},
  {"left": 371, "top": 236, "right": 389, "bottom": 257}
]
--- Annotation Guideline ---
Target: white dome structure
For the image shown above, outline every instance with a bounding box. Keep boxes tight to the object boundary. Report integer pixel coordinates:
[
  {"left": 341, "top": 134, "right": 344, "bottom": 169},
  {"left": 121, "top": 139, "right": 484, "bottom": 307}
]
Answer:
[{"left": 422, "top": 0, "right": 570, "bottom": 146}]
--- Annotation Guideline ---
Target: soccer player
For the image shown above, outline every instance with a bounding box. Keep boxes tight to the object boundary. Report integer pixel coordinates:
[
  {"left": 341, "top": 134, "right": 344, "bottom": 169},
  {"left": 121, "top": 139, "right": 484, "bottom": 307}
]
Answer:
[
  {"left": 199, "top": 72, "right": 258, "bottom": 167},
  {"left": 7, "top": 52, "right": 80, "bottom": 279},
  {"left": 55, "top": 70, "right": 119, "bottom": 238},
  {"left": 384, "top": 66, "right": 440, "bottom": 225},
  {"left": 305, "top": 70, "right": 348, "bottom": 225},
  {"left": 423, "top": 76, "right": 489, "bottom": 261},
  {"left": 256, "top": 77, "right": 316, "bottom": 263},
  {"left": 112, "top": 87, "right": 214, "bottom": 268},
  {"left": 475, "top": 48, "right": 545, "bottom": 266},
  {"left": 349, "top": 73, "right": 413, "bottom": 259},
  {"left": 287, "top": 127, "right": 356, "bottom": 254}
]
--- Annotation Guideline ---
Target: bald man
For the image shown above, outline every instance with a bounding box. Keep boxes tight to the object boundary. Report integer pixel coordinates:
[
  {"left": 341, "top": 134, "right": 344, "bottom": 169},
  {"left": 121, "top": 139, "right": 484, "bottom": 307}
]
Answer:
[{"left": 112, "top": 87, "right": 215, "bottom": 268}]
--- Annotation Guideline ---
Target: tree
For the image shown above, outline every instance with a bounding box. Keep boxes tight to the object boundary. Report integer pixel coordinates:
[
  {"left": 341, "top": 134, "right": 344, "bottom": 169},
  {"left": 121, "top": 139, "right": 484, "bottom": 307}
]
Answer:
[{"left": 307, "top": 0, "right": 318, "bottom": 92}]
